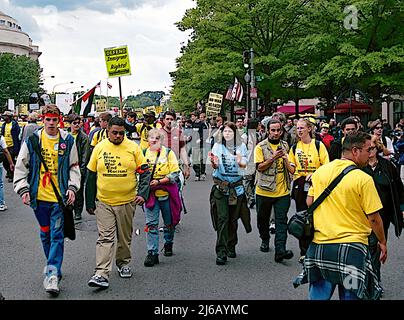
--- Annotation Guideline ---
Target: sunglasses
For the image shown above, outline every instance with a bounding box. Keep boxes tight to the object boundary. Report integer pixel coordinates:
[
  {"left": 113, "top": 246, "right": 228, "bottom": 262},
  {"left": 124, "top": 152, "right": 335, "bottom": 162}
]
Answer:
[
  {"left": 72, "top": 121, "right": 80, "bottom": 125},
  {"left": 110, "top": 130, "right": 125, "bottom": 136},
  {"left": 374, "top": 126, "right": 383, "bottom": 129}
]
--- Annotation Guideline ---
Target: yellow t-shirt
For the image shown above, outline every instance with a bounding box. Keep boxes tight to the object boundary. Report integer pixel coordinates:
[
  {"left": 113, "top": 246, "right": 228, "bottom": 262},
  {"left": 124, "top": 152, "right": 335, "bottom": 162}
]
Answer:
[
  {"left": 254, "top": 142, "right": 289, "bottom": 198},
  {"left": 308, "top": 159, "right": 383, "bottom": 245},
  {"left": 4, "top": 122, "right": 13, "bottom": 147},
  {"left": 71, "top": 132, "right": 78, "bottom": 140},
  {"left": 37, "top": 132, "right": 60, "bottom": 202},
  {"left": 135, "top": 122, "right": 162, "bottom": 151},
  {"left": 90, "top": 129, "right": 108, "bottom": 147},
  {"left": 288, "top": 140, "right": 329, "bottom": 179},
  {"left": 87, "top": 137, "right": 146, "bottom": 206},
  {"left": 145, "top": 146, "right": 179, "bottom": 197}
]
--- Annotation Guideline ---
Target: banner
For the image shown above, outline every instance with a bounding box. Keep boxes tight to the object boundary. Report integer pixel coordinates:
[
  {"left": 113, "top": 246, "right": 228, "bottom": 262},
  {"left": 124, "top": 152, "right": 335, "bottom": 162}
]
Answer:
[
  {"left": 18, "top": 104, "right": 29, "bottom": 115},
  {"left": 8, "top": 99, "right": 14, "bottom": 111},
  {"left": 96, "top": 99, "right": 107, "bottom": 112},
  {"left": 104, "top": 45, "right": 132, "bottom": 78}
]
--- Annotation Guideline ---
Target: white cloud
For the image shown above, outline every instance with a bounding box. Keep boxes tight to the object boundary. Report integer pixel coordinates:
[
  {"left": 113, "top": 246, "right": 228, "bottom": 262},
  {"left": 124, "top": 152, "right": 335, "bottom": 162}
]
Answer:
[{"left": 1, "top": 0, "right": 194, "bottom": 97}]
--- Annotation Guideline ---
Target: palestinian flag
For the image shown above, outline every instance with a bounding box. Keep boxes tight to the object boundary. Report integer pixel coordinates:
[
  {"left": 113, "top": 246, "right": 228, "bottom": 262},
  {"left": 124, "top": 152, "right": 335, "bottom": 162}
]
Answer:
[{"left": 72, "top": 83, "right": 99, "bottom": 116}]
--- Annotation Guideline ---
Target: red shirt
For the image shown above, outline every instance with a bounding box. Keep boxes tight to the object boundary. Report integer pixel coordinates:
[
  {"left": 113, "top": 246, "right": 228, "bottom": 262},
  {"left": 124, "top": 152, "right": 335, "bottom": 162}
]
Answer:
[
  {"left": 159, "top": 127, "right": 186, "bottom": 159},
  {"left": 320, "top": 133, "right": 334, "bottom": 150}
]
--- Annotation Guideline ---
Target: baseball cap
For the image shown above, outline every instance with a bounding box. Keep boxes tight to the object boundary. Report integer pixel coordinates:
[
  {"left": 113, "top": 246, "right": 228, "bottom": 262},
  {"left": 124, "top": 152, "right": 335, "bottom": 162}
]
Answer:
[{"left": 321, "top": 123, "right": 330, "bottom": 129}]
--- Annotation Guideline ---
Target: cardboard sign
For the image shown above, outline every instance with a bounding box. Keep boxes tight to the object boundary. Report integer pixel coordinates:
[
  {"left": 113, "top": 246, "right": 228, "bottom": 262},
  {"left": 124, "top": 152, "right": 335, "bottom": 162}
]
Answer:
[{"left": 206, "top": 93, "right": 223, "bottom": 117}]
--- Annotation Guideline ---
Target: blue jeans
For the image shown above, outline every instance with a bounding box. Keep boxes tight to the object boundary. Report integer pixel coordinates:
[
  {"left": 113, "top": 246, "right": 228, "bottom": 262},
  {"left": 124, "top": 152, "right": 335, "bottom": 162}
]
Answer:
[
  {"left": 145, "top": 197, "right": 174, "bottom": 255},
  {"left": 34, "top": 201, "right": 65, "bottom": 277},
  {"left": 0, "top": 165, "right": 4, "bottom": 205},
  {"left": 309, "top": 278, "right": 359, "bottom": 300}
]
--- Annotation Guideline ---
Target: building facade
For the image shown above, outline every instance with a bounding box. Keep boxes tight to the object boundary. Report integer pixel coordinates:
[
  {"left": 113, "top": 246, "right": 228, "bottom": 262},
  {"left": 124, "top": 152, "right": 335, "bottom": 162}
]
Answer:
[{"left": 0, "top": 11, "right": 41, "bottom": 60}]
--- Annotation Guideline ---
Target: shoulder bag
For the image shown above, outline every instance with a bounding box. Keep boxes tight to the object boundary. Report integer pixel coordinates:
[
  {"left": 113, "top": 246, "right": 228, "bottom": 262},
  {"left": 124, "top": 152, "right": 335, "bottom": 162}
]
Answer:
[{"left": 287, "top": 165, "right": 358, "bottom": 240}]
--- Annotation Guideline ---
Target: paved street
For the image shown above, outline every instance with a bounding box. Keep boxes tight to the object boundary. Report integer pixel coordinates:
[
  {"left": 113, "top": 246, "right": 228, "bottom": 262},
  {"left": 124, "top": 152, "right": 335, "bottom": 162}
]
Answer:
[{"left": 0, "top": 168, "right": 403, "bottom": 301}]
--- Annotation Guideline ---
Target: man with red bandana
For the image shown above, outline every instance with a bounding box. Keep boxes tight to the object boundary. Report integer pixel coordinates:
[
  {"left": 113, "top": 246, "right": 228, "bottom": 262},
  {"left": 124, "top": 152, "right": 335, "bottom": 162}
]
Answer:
[{"left": 14, "top": 104, "right": 81, "bottom": 296}]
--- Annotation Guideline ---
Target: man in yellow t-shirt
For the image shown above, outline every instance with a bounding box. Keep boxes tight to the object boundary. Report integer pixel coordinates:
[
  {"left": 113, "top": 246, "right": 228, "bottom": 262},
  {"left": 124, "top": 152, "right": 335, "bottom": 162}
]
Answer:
[
  {"left": 1, "top": 111, "right": 20, "bottom": 182},
  {"left": 301, "top": 131, "right": 387, "bottom": 300},
  {"left": 135, "top": 111, "right": 162, "bottom": 152},
  {"left": 13, "top": 104, "right": 80, "bottom": 296},
  {"left": 254, "top": 119, "right": 295, "bottom": 262},
  {"left": 85, "top": 116, "right": 150, "bottom": 289}
]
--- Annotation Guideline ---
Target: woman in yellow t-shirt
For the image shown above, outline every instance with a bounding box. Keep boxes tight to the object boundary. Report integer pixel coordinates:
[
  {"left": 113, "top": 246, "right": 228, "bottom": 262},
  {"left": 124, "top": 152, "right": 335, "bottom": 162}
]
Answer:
[
  {"left": 143, "top": 128, "right": 181, "bottom": 267},
  {"left": 288, "top": 118, "right": 329, "bottom": 262}
]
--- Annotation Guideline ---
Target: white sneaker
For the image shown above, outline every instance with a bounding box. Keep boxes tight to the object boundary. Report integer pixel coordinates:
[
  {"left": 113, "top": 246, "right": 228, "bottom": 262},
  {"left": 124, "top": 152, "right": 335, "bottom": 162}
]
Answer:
[
  {"left": 0, "top": 205, "right": 7, "bottom": 211},
  {"left": 200, "top": 174, "right": 206, "bottom": 181},
  {"left": 44, "top": 275, "right": 59, "bottom": 295}
]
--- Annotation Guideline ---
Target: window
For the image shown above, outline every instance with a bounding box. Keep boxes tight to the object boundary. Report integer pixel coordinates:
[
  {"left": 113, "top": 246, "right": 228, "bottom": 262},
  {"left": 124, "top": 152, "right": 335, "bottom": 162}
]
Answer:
[{"left": 393, "top": 100, "right": 404, "bottom": 125}]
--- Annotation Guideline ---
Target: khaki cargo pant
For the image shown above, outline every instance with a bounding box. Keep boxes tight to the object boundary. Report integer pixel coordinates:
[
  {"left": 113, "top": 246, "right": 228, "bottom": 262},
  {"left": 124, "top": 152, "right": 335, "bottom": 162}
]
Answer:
[{"left": 94, "top": 200, "right": 136, "bottom": 279}]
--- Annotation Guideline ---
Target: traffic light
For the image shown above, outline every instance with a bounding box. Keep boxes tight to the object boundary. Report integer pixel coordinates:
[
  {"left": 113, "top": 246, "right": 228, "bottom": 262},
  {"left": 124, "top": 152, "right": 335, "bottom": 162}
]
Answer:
[{"left": 243, "top": 50, "right": 250, "bottom": 68}]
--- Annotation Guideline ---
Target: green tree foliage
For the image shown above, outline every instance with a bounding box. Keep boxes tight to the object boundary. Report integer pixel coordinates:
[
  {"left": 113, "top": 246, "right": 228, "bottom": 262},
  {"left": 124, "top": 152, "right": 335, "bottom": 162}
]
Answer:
[
  {"left": 0, "top": 53, "right": 42, "bottom": 110},
  {"left": 124, "top": 91, "right": 165, "bottom": 109},
  {"left": 171, "top": 0, "right": 404, "bottom": 115}
]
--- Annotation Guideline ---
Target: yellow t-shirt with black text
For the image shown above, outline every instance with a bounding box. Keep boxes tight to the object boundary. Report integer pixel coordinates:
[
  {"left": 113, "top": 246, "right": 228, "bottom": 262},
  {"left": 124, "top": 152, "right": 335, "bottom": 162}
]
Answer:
[
  {"left": 145, "top": 146, "right": 179, "bottom": 197},
  {"left": 308, "top": 159, "right": 383, "bottom": 245},
  {"left": 37, "top": 132, "right": 60, "bottom": 202},
  {"left": 288, "top": 140, "right": 329, "bottom": 180},
  {"left": 4, "top": 122, "right": 13, "bottom": 147},
  {"left": 87, "top": 137, "right": 146, "bottom": 206},
  {"left": 254, "top": 142, "right": 289, "bottom": 198}
]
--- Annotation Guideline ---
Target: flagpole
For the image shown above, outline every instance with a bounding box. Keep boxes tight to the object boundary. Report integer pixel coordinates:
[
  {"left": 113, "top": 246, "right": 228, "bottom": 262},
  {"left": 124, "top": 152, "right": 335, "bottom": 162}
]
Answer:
[
  {"left": 106, "top": 78, "right": 109, "bottom": 110},
  {"left": 118, "top": 76, "right": 123, "bottom": 117}
]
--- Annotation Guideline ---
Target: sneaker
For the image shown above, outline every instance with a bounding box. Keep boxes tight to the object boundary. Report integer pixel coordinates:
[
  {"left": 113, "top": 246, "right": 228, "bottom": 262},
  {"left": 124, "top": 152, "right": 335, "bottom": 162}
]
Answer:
[
  {"left": 269, "top": 222, "right": 276, "bottom": 234},
  {"left": 7, "top": 178, "right": 12, "bottom": 183},
  {"left": 274, "top": 250, "right": 294, "bottom": 263},
  {"left": 260, "top": 239, "right": 270, "bottom": 252},
  {"left": 200, "top": 174, "right": 206, "bottom": 181},
  {"left": 117, "top": 265, "right": 132, "bottom": 278},
  {"left": 298, "top": 255, "right": 305, "bottom": 264},
  {"left": 163, "top": 243, "right": 173, "bottom": 257},
  {"left": 74, "top": 213, "right": 82, "bottom": 221},
  {"left": 227, "top": 248, "right": 236, "bottom": 258},
  {"left": 88, "top": 274, "right": 109, "bottom": 288},
  {"left": 194, "top": 176, "right": 200, "bottom": 181},
  {"left": 0, "top": 204, "right": 7, "bottom": 211},
  {"left": 44, "top": 275, "right": 59, "bottom": 295},
  {"left": 216, "top": 256, "right": 227, "bottom": 265},
  {"left": 144, "top": 251, "right": 159, "bottom": 267}
]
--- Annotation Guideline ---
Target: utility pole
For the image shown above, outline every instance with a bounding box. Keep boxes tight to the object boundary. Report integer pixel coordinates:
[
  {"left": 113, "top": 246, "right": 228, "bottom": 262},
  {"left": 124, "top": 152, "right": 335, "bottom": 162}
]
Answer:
[{"left": 250, "top": 48, "right": 257, "bottom": 120}]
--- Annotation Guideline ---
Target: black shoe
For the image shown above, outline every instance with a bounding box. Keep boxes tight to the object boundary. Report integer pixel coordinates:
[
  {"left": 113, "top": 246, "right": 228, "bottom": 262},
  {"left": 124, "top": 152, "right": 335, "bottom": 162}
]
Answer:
[
  {"left": 163, "top": 243, "right": 173, "bottom": 257},
  {"left": 260, "top": 240, "right": 270, "bottom": 252},
  {"left": 275, "top": 250, "right": 294, "bottom": 263},
  {"left": 74, "top": 213, "right": 82, "bottom": 221},
  {"left": 144, "top": 251, "right": 159, "bottom": 267},
  {"left": 227, "top": 249, "right": 236, "bottom": 258},
  {"left": 216, "top": 256, "right": 227, "bottom": 265}
]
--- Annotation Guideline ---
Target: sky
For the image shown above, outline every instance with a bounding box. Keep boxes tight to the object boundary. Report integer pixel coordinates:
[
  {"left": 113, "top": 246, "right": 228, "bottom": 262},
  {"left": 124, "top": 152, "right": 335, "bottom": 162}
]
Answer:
[{"left": 0, "top": 0, "right": 194, "bottom": 97}]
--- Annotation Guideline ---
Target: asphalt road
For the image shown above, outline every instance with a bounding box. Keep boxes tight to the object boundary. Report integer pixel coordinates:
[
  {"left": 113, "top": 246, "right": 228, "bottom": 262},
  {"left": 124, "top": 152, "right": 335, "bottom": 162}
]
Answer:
[{"left": 0, "top": 169, "right": 403, "bottom": 302}]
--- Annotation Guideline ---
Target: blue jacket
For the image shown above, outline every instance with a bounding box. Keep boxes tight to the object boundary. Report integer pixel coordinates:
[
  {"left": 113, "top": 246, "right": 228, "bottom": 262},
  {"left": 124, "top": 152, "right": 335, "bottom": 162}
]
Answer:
[
  {"left": 1, "top": 120, "right": 21, "bottom": 154},
  {"left": 13, "top": 128, "right": 81, "bottom": 210}
]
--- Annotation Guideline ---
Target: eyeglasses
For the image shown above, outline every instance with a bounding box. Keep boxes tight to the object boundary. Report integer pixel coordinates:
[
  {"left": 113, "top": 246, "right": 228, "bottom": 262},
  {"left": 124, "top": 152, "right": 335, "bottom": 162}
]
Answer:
[
  {"left": 110, "top": 130, "right": 125, "bottom": 136},
  {"left": 354, "top": 146, "right": 376, "bottom": 153},
  {"left": 44, "top": 117, "right": 59, "bottom": 122},
  {"left": 374, "top": 126, "right": 382, "bottom": 129}
]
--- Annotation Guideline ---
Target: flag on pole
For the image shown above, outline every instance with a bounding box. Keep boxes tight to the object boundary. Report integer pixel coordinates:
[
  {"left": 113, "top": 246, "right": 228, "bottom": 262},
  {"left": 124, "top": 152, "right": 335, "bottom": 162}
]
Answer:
[
  {"left": 72, "top": 82, "right": 100, "bottom": 116},
  {"left": 107, "top": 82, "right": 112, "bottom": 89},
  {"left": 230, "top": 77, "right": 244, "bottom": 102},
  {"left": 225, "top": 85, "right": 233, "bottom": 101},
  {"left": 96, "top": 81, "right": 101, "bottom": 88}
]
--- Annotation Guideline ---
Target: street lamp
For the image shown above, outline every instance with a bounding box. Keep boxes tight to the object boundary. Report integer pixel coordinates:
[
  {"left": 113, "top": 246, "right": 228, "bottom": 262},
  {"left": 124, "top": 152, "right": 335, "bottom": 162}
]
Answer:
[{"left": 52, "top": 81, "right": 74, "bottom": 94}]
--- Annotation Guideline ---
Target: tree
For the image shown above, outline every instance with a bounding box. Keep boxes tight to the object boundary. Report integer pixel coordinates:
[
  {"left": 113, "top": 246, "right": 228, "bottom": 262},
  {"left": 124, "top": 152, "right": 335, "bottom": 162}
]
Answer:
[{"left": 0, "top": 53, "right": 42, "bottom": 110}]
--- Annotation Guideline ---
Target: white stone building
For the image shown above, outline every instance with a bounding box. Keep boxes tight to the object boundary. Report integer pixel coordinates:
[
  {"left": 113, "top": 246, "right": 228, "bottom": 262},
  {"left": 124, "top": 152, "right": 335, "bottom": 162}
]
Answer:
[{"left": 0, "top": 11, "right": 41, "bottom": 60}]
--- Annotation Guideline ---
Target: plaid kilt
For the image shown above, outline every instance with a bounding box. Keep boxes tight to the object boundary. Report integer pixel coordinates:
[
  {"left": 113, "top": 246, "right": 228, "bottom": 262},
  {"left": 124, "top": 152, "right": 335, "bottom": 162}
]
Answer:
[{"left": 293, "top": 242, "right": 382, "bottom": 300}]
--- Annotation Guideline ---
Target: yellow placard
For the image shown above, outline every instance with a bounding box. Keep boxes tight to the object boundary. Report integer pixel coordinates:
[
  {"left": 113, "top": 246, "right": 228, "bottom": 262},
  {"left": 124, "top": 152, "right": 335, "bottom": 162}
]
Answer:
[
  {"left": 18, "top": 104, "right": 29, "bottom": 115},
  {"left": 104, "top": 45, "right": 132, "bottom": 78},
  {"left": 96, "top": 99, "right": 107, "bottom": 112},
  {"left": 206, "top": 93, "right": 223, "bottom": 117}
]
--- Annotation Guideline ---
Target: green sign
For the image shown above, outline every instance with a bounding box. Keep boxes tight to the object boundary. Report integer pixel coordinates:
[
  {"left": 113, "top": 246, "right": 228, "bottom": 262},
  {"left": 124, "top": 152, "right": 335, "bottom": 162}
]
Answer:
[{"left": 255, "top": 75, "right": 264, "bottom": 82}]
